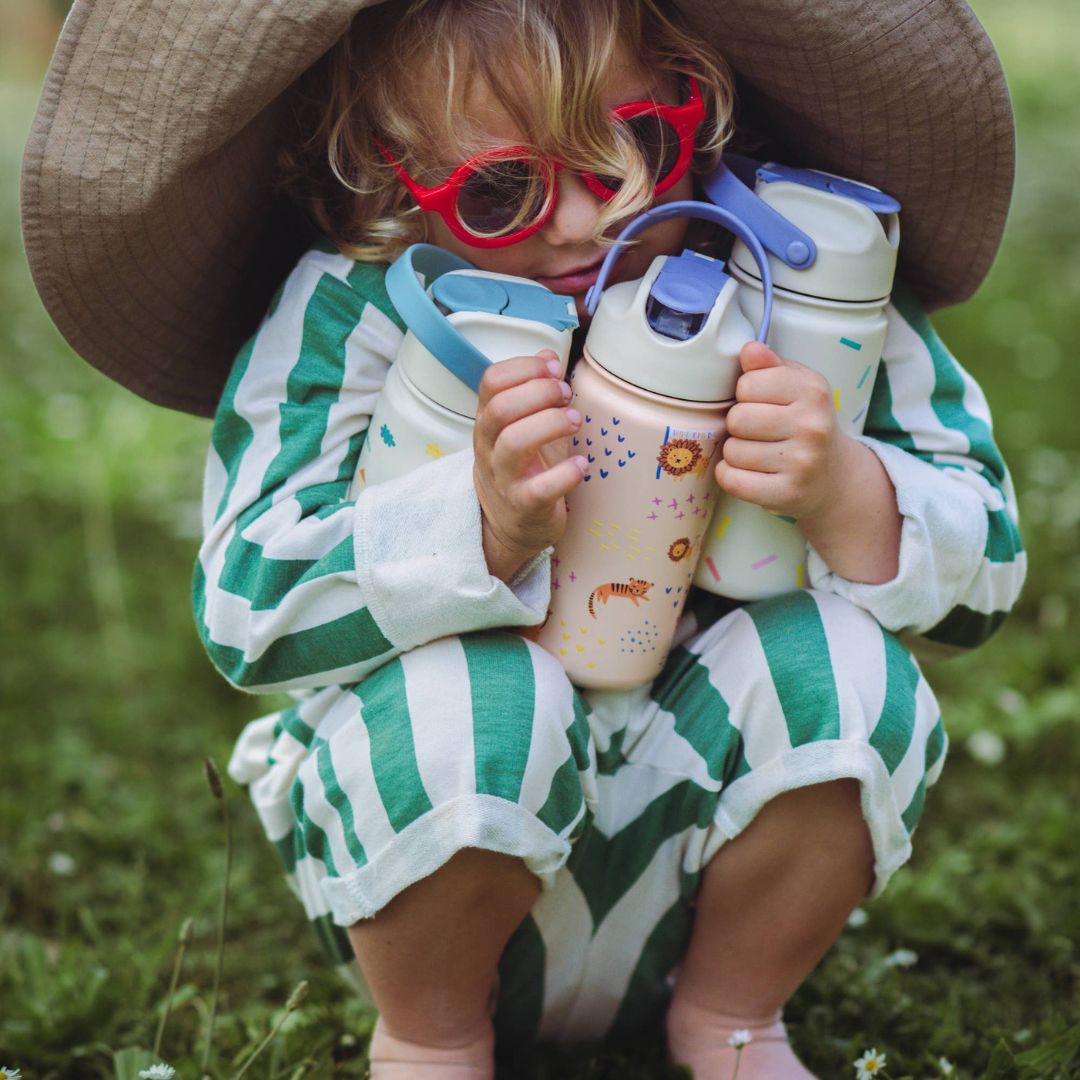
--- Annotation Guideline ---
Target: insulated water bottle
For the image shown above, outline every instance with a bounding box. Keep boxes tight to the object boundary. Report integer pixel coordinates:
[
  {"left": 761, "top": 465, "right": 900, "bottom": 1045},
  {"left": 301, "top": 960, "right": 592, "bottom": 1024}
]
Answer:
[
  {"left": 692, "top": 158, "right": 901, "bottom": 599},
  {"left": 536, "top": 204, "right": 773, "bottom": 689},
  {"left": 355, "top": 244, "right": 577, "bottom": 490}
]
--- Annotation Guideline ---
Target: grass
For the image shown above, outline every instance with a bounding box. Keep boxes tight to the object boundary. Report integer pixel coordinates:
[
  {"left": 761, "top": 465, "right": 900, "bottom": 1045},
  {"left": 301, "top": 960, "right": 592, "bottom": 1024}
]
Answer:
[{"left": 2, "top": 0, "right": 1079, "bottom": 1075}]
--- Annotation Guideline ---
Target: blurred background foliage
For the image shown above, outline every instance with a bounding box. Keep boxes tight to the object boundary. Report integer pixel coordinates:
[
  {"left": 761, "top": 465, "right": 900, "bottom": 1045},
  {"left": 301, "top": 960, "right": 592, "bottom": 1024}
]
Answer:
[{"left": 1, "top": 0, "right": 1078, "bottom": 1076}]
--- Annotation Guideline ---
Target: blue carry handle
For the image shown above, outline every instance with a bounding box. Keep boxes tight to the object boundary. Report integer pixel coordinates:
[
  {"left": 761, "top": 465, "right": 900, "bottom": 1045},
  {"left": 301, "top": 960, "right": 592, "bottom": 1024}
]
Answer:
[
  {"left": 703, "top": 154, "right": 901, "bottom": 269},
  {"left": 384, "top": 244, "right": 493, "bottom": 394},
  {"left": 385, "top": 244, "right": 578, "bottom": 395},
  {"left": 585, "top": 201, "right": 775, "bottom": 343},
  {"left": 702, "top": 156, "right": 818, "bottom": 270}
]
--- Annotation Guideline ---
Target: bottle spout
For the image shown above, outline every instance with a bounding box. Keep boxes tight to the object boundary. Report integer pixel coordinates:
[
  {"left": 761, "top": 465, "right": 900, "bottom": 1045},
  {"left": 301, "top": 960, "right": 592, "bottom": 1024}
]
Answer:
[{"left": 645, "top": 250, "right": 731, "bottom": 341}]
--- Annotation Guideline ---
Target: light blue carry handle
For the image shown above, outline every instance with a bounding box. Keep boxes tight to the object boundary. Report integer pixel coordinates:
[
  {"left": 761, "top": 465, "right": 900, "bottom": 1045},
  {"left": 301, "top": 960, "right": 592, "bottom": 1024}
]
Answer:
[
  {"left": 584, "top": 201, "right": 774, "bottom": 343},
  {"left": 384, "top": 244, "right": 494, "bottom": 394}
]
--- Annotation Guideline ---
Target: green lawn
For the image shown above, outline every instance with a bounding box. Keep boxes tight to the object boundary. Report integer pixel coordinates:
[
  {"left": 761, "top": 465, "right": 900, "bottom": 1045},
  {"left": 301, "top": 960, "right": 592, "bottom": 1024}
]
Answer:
[{"left": 1, "top": 1, "right": 1078, "bottom": 1076}]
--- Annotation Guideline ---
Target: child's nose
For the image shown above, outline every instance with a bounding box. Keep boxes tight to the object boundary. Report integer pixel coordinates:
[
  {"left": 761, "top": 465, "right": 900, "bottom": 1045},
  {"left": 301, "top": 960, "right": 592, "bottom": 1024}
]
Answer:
[{"left": 542, "top": 171, "right": 604, "bottom": 246}]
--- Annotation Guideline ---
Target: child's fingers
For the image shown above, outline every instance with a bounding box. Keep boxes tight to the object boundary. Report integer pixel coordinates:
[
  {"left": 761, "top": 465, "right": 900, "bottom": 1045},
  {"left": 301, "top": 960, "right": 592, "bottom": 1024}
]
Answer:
[
  {"left": 515, "top": 455, "right": 588, "bottom": 507},
  {"left": 738, "top": 340, "right": 787, "bottom": 373},
  {"left": 714, "top": 459, "right": 790, "bottom": 510},
  {"left": 726, "top": 401, "right": 789, "bottom": 442},
  {"left": 491, "top": 407, "right": 582, "bottom": 482},
  {"left": 475, "top": 375, "right": 571, "bottom": 449},
  {"left": 735, "top": 365, "right": 806, "bottom": 405},
  {"left": 476, "top": 351, "right": 562, "bottom": 410},
  {"left": 722, "top": 435, "right": 785, "bottom": 474}
]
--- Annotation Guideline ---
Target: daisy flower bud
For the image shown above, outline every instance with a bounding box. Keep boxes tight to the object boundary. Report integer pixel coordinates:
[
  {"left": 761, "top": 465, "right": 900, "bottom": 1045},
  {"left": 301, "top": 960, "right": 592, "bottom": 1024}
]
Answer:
[{"left": 204, "top": 756, "right": 224, "bottom": 799}]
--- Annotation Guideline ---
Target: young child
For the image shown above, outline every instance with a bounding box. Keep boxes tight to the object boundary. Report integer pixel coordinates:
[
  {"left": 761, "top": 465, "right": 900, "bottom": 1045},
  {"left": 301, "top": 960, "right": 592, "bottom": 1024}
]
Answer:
[{"left": 22, "top": 0, "right": 1025, "bottom": 1077}]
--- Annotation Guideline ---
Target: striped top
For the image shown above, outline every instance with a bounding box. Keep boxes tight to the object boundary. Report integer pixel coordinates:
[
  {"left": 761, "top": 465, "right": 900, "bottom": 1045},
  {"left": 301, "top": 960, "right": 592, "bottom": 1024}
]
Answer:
[{"left": 193, "top": 245, "right": 1026, "bottom": 695}]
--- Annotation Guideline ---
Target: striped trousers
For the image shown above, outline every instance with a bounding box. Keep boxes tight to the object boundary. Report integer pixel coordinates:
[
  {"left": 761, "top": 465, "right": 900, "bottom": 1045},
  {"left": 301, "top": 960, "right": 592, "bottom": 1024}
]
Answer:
[{"left": 228, "top": 589, "right": 945, "bottom": 1050}]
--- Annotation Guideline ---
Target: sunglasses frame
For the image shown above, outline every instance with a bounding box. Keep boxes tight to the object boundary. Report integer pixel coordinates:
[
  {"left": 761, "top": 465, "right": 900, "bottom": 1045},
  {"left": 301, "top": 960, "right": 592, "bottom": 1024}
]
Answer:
[{"left": 377, "top": 77, "right": 705, "bottom": 248}]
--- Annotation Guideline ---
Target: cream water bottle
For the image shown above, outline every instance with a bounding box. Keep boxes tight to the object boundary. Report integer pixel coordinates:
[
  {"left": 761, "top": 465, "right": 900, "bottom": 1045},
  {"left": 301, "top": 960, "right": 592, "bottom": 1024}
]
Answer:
[
  {"left": 355, "top": 244, "right": 577, "bottom": 490},
  {"left": 692, "top": 158, "right": 901, "bottom": 599},
  {"left": 536, "top": 205, "right": 773, "bottom": 689}
]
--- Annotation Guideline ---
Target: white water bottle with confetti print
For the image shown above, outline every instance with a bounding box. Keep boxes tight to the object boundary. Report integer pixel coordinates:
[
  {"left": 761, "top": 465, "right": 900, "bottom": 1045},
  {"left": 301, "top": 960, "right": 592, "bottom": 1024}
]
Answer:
[
  {"left": 536, "top": 203, "right": 775, "bottom": 690},
  {"left": 692, "top": 158, "right": 900, "bottom": 599},
  {"left": 355, "top": 245, "right": 577, "bottom": 490}
]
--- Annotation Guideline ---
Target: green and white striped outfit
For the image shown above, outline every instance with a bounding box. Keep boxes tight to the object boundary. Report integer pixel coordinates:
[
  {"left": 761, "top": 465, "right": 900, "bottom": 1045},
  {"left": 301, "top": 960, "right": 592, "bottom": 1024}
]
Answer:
[{"left": 197, "top": 243, "right": 1025, "bottom": 1049}]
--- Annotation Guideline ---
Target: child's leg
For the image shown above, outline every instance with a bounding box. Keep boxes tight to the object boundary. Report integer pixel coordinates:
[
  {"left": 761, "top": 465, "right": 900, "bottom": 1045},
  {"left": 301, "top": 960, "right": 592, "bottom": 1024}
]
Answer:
[
  {"left": 646, "top": 590, "right": 945, "bottom": 1078},
  {"left": 275, "top": 632, "right": 594, "bottom": 1077},
  {"left": 350, "top": 848, "right": 539, "bottom": 1078},
  {"left": 667, "top": 778, "right": 874, "bottom": 1080}
]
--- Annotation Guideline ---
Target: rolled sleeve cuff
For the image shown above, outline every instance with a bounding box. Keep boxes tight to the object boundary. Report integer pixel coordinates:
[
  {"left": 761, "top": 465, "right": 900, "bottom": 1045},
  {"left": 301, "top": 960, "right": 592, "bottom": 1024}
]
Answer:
[
  {"left": 807, "top": 437, "right": 988, "bottom": 634},
  {"left": 353, "top": 448, "right": 551, "bottom": 651}
]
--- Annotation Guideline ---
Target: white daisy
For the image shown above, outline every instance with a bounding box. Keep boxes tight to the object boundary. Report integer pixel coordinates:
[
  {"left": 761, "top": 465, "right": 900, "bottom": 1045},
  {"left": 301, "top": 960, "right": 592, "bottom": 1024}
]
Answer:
[
  {"left": 995, "top": 687, "right": 1025, "bottom": 715},
  {"left": 48, "top": 851, "right": 77, "bottom": 876},
  {"left": 847, "top": 907, "right": 869, "bottom": 928},
  {"left": 938, "top": 1058, "right": 955, "bottom": 1075},
  {"left": 0, "top": 1067, "right": 22, "bottom": 1080},
  {"left": 138, "top": 1065, "right": 177, "bottom": 1079},
  {"left": 883, "top": 947, "right": 918, "bottom": 968},
  {"left": 854, "top": 1048, "right": 887, "bottom": 1078},
  {"left": 966, "top": 730, "right": 1006, "bottom": 765},
  {"left": 727, "top": 1029, "right": 752, "bottom": 1049}
]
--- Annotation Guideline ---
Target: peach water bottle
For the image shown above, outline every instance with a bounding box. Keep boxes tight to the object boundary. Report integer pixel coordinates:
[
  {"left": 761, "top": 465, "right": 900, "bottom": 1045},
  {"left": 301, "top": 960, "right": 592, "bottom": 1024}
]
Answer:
[
  {"left": 536, "top": 205, "right": 772, "bottom": 689},
  {"left": 692, "top": 158, "right": 901, "bottom": 599}
]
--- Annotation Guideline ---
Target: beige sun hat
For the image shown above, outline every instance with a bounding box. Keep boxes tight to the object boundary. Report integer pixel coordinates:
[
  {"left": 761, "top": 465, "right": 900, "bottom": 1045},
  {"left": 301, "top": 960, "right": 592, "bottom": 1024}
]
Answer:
[{"left": 21, "top": 0, "right": 1015, "bottom": 418}]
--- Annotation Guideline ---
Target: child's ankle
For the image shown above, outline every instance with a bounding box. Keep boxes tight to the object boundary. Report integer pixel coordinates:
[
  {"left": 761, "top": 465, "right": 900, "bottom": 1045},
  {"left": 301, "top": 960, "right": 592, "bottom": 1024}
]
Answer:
[
  {"left": 666, "top": 997, "right": 816, "bottom": 1080},
  {"left": 667, "top": 996, "right": 785, "bottom": 1045},
  {"left": 368, "top": 1015, "right": 495, "bottom": 1080}
]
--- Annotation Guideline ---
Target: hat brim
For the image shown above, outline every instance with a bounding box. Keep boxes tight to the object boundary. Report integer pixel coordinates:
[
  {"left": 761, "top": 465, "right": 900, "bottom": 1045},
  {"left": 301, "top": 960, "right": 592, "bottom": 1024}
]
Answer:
[
  {"left": 21, "top": 0, "right": 1014, "bottom": 417},
  {"left": 686, "top": 0, "right": 1015, "bottom": 314}
]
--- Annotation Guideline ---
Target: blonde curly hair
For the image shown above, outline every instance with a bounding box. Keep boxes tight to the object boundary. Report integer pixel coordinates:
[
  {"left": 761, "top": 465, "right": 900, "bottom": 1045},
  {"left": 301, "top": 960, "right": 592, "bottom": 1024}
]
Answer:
[{"left": 278, "top": 0, "right": 737, "bottom": 263}]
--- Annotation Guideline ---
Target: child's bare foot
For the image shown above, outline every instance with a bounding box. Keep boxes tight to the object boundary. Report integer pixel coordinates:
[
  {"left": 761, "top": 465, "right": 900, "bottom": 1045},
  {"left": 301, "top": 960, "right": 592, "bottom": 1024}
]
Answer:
[
  {"left": 666, "top": 999, "right": 817, "bottom": 1079},
  {"left": 368, "top": 1016, "right": 495, "bottom": 1079}
]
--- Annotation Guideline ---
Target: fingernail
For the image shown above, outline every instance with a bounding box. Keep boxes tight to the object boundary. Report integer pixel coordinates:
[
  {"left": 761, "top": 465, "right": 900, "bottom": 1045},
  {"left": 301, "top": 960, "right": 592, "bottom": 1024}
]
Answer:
[
  {"left": 572, "top": 455, "right": 588, "bottom": 474},
  {"left": 566, "top": 407, "right": 582, "bottom": 426},
  {"left": 559, "top": 381, "right": 572, "bottom": 401},
  {"left": 545, "top": 358, "right": 562, "bottom": 377}
]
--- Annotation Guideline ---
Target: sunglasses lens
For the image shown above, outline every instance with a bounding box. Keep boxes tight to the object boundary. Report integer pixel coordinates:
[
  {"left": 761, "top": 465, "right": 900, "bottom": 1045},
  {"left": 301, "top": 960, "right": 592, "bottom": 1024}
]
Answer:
[
  {"left": 630, "top": 113, "right": 683, "bottom": 182},
  {"left": 455, "top": 159, "right": 552, "bottom": 238},
  {"left": 593, "top": 114, "right": 682, "bottom": 195}
]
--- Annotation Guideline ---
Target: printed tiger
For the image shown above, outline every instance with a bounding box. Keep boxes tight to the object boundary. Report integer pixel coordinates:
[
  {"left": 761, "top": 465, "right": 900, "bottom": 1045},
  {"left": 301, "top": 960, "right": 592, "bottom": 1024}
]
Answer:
[{"left": 587, "top": 578, "right": 654, "bottom": 619}]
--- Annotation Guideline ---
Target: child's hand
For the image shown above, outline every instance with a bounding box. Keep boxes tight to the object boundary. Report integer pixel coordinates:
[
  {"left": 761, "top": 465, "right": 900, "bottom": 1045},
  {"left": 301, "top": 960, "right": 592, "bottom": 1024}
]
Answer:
[
  {"left": 716, "top": 341, "right": 902, "bottom": 584},
  {"left": 473, "top": 349, "right": 587, "bottom": 582},
  {"left": 715, "top": 341, "right": 847, "bottom": 520}
]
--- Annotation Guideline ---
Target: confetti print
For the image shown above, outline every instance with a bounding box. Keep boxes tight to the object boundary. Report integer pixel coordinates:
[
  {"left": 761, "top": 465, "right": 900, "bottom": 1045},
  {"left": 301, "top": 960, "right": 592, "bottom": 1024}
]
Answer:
[{"left": 620, "top": 619, "right": 661, "bottom": 655}]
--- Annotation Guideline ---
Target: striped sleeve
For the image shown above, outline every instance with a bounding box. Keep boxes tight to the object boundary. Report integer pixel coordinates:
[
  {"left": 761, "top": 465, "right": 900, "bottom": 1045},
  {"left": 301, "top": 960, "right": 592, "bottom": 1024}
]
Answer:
[
  {"left": 806, "top": 282, "right": 1026, "bottom": 650},
  {"left": 193, "top": 247, "right": 551, "bottom": 695}
]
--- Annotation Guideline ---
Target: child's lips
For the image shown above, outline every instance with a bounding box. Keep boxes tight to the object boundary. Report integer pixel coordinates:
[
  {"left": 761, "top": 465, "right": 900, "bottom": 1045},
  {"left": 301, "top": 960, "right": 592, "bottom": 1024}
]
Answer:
[{"left": 534, "top": 257, "right": 606, "bottom": 297}]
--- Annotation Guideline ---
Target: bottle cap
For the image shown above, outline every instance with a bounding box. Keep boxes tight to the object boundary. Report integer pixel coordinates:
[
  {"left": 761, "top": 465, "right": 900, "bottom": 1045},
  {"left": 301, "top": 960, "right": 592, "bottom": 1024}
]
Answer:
[
  {"left": 728, "top": 163, "right": 900, "bottom": 302},
  {"left": 398, "top": 267, "right": 577, "bottom": 418},
  {"left": 585, "top": 251, "right": 752, "bottom": 402}
]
